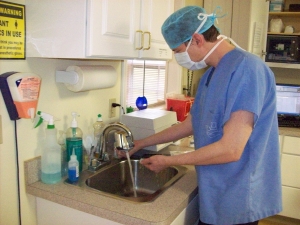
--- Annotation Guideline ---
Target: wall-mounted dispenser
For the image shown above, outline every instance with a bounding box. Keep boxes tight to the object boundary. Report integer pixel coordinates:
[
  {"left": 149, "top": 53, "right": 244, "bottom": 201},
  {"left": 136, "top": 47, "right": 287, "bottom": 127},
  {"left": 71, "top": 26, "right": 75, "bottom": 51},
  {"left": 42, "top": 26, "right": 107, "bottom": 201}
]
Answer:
[
  {"left": 55, "top": 65, "right": 117, "bottom": 92},
  {"left": 0, "top": 72, "right": 41, "bottom": 120}
]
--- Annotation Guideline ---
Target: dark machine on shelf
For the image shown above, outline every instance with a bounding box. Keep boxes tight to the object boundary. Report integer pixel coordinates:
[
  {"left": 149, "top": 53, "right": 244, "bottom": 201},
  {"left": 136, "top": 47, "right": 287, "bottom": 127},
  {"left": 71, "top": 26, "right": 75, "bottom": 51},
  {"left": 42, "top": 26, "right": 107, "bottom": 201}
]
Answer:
[{"left": 266, "top": 35, "right": 300, "bottom": 64}]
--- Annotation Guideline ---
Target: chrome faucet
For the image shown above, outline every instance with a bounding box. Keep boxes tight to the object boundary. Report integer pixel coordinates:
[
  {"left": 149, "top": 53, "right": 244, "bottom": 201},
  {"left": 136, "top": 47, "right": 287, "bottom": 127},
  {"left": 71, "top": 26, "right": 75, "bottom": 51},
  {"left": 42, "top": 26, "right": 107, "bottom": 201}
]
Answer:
[{"left": 88, "top": 122, "right": 134, "bottom": 171}]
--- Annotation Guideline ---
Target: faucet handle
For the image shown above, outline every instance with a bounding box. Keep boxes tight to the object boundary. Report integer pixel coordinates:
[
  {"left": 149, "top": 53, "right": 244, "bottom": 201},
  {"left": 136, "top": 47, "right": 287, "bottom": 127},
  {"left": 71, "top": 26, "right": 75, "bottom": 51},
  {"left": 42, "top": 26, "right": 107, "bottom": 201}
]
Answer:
[
  {"left": 103, "top": 152, "right": 110, "bottom": 161},
  {"left": 114, "top": 131, "right": 134, "bottom": 151}
]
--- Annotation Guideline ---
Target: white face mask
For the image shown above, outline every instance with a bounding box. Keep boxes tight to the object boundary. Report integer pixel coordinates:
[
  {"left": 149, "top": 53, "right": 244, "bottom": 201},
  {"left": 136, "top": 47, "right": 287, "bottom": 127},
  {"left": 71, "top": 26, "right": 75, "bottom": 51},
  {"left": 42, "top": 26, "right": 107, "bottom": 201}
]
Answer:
[
  {"left": 174, "top": 8, "right": 244, "bottom": 71},
  {"left": 174, "top": 11, "right": 222, "bottom": 71},
  {"left": 175, "top": 36, "right": 225, "bottom": 70},
  {"left": 175, "top": 33, "right": 245, "bottom": 70}
]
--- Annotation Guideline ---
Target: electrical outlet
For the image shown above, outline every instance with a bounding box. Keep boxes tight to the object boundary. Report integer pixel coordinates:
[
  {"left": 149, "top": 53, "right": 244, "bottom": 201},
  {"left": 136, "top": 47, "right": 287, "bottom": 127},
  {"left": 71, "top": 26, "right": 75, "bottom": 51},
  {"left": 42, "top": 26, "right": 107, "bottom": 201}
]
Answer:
[{"left": 109, "top": 98, "right": 116, "bottom": 118}]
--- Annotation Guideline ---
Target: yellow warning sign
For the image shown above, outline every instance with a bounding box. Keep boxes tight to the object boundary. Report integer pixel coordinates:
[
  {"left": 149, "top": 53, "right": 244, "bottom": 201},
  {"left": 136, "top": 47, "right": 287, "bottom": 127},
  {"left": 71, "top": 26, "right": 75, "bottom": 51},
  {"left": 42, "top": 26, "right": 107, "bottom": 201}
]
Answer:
[{"left": 0, "top": 1, "right": 25, "bottom": 59}]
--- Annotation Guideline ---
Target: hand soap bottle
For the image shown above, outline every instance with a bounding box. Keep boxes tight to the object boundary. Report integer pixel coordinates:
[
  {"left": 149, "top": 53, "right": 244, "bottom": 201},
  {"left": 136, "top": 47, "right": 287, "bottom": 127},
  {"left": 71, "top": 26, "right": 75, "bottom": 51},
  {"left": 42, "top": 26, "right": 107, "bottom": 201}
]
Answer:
[
  {"left": 66, "top": 112, "right": 83, "bottom": 171},
  {"left": 68, "top": 148, "right": 79, "bottom": 183},
  {"left": 93, "top": 114, "right": 105, "bottom": 159},
  {"left": 35, "top": 111, "right": 62, "bottom": 184},
  {"left": 93, "top": 114, "right": 105, "bottom": 140}
]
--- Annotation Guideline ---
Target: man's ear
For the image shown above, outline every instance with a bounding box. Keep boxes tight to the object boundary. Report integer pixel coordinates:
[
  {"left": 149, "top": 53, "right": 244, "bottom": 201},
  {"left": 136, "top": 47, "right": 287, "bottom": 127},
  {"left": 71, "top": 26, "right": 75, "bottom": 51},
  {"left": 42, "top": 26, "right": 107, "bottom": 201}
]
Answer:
[{"left": 192, "top": 33, "right": 204, "bottom": 46}]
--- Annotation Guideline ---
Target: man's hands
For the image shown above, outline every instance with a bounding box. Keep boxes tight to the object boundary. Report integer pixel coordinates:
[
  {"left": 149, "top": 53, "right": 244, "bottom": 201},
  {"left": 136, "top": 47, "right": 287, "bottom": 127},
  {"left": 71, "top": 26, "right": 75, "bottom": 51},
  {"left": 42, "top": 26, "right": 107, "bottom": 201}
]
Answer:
[
  {"left": 140, "top": 155, "right": 169, "bottom": 173},
  {"left": 116, "top": 139, "right": 143, "bottom": 158}
]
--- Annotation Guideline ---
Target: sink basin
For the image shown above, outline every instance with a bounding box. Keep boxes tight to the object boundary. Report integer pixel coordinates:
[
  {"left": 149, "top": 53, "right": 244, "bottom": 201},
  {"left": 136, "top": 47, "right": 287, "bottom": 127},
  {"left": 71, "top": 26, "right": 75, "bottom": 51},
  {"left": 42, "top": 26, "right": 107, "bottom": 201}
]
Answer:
[{"left": 85, "top": 159, "right": 187, "bottom": 203}]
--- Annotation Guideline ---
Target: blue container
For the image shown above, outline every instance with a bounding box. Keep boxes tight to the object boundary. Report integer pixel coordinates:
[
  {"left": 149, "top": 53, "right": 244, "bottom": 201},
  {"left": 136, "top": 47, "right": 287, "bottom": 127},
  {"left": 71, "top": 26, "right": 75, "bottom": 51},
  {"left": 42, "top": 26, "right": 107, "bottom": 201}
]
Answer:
[{"left": 270, "top": 3, "right": 284, "bottom": 12}]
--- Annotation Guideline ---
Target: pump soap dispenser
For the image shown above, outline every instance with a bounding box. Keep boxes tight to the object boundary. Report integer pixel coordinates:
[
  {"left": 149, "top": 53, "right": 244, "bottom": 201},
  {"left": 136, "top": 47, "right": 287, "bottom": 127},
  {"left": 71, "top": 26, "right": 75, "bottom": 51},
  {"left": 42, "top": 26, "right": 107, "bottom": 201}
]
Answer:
[{"left": 66, "top": 112, "right": 83, "bottom": 171}]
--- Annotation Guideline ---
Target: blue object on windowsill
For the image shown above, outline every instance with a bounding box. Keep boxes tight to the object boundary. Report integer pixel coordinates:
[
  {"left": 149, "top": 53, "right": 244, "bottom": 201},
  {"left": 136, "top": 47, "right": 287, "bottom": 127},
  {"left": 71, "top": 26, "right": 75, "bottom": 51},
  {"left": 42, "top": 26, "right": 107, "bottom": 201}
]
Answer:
[{"left": 136, "top": 96, "right": 148, "bottom": 110}]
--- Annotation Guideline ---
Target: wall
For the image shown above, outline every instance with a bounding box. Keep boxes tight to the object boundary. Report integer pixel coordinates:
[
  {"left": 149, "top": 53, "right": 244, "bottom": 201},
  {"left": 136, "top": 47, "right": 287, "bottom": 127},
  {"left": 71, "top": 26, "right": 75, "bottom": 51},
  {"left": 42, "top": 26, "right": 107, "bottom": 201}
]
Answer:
[
  {"left": 0, "top": 56, "right": 122, "bottom": 225},
  {"left": 272, "top": 68, "right": 300, "bottom": 85}
]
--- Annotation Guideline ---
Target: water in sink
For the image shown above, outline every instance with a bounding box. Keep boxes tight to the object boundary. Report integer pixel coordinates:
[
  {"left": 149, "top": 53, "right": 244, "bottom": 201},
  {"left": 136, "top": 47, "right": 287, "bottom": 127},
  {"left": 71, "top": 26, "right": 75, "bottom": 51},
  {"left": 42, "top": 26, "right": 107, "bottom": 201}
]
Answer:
[
  {"left": 126, "top": 151, "right": 137, "bottom": 197},
  {"left": 85, "top": 159, "right": 187, "bottom": 202}
]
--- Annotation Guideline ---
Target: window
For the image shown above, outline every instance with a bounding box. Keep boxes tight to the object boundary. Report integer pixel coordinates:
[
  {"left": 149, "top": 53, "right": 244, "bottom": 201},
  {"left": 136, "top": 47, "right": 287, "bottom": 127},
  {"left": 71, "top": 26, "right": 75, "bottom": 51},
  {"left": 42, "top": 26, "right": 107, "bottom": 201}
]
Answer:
[{"left": 125, "top": 60, "right": 166, "bottom": 108}]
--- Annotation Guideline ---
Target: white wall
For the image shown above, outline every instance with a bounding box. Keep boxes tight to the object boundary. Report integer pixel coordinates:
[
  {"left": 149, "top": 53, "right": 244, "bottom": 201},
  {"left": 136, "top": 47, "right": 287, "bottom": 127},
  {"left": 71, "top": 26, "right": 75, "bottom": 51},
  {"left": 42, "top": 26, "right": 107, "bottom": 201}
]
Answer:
[{"left": 0, "top": 56, "right": 122, "bottom": 225}]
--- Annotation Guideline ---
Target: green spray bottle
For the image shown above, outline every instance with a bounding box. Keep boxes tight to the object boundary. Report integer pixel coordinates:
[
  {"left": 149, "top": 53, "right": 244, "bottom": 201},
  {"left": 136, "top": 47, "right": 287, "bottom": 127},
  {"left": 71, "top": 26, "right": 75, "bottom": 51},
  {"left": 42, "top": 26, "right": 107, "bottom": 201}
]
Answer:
[
  {"left": 34, "top": 111, "right": 61, "bottom": 184},
  {"left": 66, "top": 112, "right": 83, "bottom": 171}
]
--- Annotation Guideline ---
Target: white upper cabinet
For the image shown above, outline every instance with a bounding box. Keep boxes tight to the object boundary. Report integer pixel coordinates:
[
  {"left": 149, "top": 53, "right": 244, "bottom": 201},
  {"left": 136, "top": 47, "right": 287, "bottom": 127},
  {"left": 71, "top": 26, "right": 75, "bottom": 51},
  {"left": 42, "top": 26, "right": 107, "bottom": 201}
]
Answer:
[
  {"left": 26, "top": 0, "right": 87, "bottom": 58},
  {"left": 138, "top": 0, "right": 174, "bottom": 59},
  {"left": 86, "top": 0, "right": 140, "bottom": 59},
  {"left": 26, "top": 0, "right": 174, "bottom": 60},
  {"left": 87, "top": 0, "right": 173, "bottom": 59}
]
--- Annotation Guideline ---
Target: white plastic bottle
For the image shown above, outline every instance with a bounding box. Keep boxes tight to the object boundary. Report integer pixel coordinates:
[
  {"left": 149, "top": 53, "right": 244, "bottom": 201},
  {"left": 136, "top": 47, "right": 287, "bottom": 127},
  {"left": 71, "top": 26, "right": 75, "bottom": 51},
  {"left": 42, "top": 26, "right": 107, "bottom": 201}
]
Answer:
[
  {"left": 38, "top": 113, "right": 62, "bottom": 184},
  {"left": 93, "top": 114, "right": 105, "bottom": 139},
  {"left": 66, "top": 112, "right": 83, "bottom": 171},
  {"left": 68, "top": 148, "right": 79, "bottom": 183}
]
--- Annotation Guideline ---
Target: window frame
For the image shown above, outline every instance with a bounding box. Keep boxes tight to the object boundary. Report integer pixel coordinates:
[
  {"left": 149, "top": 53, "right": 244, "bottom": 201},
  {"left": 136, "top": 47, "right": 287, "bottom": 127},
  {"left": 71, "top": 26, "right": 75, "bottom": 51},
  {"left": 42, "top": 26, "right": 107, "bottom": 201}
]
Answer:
[{"left": 123, "top": 59, "right": 167, "bottom": 109}]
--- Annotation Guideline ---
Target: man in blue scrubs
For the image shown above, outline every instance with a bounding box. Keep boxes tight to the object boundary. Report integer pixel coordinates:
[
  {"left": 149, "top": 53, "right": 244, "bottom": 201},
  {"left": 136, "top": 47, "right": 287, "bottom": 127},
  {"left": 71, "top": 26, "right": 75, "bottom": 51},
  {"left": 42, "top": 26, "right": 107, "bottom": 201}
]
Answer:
[{"left": 120, "top": 6, "right": 282, "bottom": 225}]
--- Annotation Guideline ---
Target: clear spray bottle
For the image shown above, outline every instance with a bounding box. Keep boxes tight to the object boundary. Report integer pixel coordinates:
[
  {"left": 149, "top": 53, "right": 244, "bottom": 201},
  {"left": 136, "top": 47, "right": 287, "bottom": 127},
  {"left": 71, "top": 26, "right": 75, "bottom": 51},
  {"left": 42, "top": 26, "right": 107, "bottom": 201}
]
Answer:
[{"left": 34, "top": 111, "right": 61, "bottom": 184}]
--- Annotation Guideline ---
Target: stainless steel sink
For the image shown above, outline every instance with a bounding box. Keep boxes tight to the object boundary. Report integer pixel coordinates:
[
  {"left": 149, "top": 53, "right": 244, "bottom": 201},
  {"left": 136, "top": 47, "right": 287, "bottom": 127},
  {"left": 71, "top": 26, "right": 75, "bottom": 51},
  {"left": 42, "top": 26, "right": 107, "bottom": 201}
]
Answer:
[{"left": 85, "top": 159, "right": 187, "bottom": 203}]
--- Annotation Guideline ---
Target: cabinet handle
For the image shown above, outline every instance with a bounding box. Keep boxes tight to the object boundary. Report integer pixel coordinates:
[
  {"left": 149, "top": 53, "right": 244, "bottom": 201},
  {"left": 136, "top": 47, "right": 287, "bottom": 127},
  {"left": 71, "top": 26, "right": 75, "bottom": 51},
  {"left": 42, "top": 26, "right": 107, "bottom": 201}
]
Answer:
[
  {"left": 135, "top": 30, "right": 144, "bottom": 50},
  {"left": 261, "top": 51, "right": 267, "bottom": 56},
  {"left": 143, "top": 31, "right": 151, "bottom": 50}
]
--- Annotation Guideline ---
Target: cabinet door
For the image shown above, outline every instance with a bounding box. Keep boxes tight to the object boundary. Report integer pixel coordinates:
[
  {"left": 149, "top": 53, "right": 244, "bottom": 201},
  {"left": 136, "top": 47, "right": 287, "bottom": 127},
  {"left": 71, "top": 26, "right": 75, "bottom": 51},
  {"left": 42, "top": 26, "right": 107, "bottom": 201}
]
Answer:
[
  {"left": 26, "top": 0, "right": 87, "bottom": 58},
  {"left": 139, "top": 0, "right": 174, "bottom": 60},
  {"left": 282, "top": 136, "right": 300, "bottom": 156},
  {"left": 37, "top": 198, "right": 122, "bottom": 225},
  {"left": 281, "top": 154, "right": 300, "bottom": 188},
  {"left": 279, "top": 186, "right": 300, "bottom": 220},
  {"left": 87, "top": 0, "right": 141, "bottom": 58},
  {"left": 231, "top": 0, "right": 269, "bottom": 58},
  {"left": 203, "top": 0, "right": 232, "bottom": 38}
]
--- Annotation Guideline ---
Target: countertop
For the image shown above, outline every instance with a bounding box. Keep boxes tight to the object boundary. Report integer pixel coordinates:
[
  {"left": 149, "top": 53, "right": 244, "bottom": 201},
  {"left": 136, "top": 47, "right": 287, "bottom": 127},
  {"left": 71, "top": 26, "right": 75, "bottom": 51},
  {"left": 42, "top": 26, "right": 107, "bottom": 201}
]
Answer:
[
  {"left": 278, "top": 127, "right": 300, "bottom": 137},
  {"left": 24, "top": 127, "right": 299, "bottom": 225},
  {"left": 25, "top": 145, "right": 198, "bottom": 225}
]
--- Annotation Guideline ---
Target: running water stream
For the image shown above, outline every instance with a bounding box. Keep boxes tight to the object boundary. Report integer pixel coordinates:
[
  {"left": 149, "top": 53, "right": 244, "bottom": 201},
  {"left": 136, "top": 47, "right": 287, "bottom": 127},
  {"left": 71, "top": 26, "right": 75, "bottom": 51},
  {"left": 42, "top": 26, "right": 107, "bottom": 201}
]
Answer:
[{"left": 126, "top": 151, "right": 137, "bottom": 197}]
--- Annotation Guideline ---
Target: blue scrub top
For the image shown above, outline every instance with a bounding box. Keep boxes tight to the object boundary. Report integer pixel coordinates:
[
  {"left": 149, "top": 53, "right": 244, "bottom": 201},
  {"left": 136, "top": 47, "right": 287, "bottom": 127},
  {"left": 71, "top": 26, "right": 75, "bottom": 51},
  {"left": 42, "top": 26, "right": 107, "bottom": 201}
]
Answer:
[{"left": 190, "top": 48, "right": 282, "bottom": 224}]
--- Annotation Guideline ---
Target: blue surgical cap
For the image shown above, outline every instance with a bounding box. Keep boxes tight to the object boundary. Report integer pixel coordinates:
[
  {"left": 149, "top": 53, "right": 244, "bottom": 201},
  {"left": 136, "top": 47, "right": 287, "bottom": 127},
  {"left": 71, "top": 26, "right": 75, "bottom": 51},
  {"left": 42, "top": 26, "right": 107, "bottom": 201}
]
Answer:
[{"left": 161, "top": 6, "right": 216, "bottom": 49}]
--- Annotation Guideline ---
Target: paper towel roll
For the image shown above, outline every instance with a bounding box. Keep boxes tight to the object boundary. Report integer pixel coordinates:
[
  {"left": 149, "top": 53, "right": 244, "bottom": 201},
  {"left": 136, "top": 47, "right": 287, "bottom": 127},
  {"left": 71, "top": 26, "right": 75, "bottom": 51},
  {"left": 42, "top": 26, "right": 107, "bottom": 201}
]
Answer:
[{"left": 64, "top": 65, "right": 117, "bottom": 92}]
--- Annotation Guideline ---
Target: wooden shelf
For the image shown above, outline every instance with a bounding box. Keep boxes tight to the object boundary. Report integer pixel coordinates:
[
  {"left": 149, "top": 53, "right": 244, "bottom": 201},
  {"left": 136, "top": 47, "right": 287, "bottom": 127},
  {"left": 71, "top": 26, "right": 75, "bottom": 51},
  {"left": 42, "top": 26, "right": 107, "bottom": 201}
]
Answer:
[
  {"left": 267, "top": 62, "right": 300, "bottom": 69},
  {"left": 267, "top": 32, "right": 300, "bottom": 36},
  {"left": 263, "top": 0, "right": 300, "bottom": 69},
  {"left": 269, "top": 12, "right": 300, "bottom": 17}
]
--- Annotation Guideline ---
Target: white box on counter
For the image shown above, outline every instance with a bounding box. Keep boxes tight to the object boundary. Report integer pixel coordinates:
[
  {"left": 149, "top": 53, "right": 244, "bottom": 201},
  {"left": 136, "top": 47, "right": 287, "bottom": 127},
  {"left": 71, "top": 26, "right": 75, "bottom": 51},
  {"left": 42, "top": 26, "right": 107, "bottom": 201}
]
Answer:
[{"left": 120, "top": 109, "right": 177, "bottom": 151}]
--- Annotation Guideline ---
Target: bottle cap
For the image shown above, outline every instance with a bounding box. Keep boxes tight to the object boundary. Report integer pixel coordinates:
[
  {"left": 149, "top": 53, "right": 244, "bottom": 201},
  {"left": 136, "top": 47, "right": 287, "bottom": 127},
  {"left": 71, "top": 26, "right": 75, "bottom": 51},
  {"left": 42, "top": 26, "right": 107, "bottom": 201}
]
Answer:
[
  {"left": 71, "top": 148, "right": 77, "bottom": 160},
  {"left": 71, "top": 112, "right": 78, "bottom": 128},
  {"left": 97, "top": 114, "right": 103, "bottom": 121},
  {"left": 34, "top": 111, "right": 58, "bottom": 129},
  {"left": 47, "top": 117, "right": 55, "bottom": 129}
]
